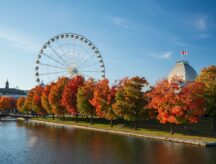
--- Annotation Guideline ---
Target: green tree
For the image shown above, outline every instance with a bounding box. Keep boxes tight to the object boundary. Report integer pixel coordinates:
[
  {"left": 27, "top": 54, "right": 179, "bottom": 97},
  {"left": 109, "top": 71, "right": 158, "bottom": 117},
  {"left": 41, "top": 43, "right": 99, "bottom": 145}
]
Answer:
[
  {"left": 196, "top": 65, "right": 216, "bottom": 131},
  {"left": 77, "top": 78, "right": 96, "bottom": 124},
  {"left": 113, "top": 76, "right": 149, "bottom": 130}
]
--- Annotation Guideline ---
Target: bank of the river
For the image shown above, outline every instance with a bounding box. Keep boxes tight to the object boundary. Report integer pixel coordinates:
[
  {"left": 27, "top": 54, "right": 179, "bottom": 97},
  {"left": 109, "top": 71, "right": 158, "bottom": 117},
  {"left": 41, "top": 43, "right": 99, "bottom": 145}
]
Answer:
[{"left": 31, "top": 118, "right": 216, "bottom": 147}]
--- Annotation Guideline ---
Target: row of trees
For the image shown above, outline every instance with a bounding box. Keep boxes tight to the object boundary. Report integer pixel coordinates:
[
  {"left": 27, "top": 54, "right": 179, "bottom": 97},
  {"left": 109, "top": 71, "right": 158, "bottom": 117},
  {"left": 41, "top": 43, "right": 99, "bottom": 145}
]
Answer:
[
  {"left": 16, "top": 76, "right": 151, "bottom": 130},
  {"left": 2, "top": 65, "right": 215, "bottom": 134},
  {"left": 17, "top": 66, "right": 216, "bottom": 133}
]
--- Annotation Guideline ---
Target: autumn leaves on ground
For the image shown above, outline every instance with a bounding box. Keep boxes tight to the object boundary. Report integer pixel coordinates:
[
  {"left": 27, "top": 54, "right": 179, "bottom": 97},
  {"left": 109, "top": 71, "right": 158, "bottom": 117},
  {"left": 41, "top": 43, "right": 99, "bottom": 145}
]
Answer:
[{"left": 2, "top": 65, "right": 216, "bottom": 141}]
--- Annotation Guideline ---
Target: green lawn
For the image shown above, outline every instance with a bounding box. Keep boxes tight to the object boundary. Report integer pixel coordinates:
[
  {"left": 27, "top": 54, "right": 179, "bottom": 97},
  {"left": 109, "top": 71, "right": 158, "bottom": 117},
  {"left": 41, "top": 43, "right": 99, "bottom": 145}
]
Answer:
[{"left": 32, "top": 116, "right": 216, "bottom": 143}]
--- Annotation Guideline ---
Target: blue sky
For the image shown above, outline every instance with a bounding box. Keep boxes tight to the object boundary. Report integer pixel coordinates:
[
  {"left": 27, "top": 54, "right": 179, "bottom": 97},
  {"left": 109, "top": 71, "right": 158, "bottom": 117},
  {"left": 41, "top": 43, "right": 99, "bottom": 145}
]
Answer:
[{"left": 0, "top": 0, "right": 215, "bottom": 89}]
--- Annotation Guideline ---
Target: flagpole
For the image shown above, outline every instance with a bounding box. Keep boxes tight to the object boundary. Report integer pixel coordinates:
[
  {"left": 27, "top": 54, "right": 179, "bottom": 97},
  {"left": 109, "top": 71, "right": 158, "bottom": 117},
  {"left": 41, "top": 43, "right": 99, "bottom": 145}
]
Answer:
[{"left": 181, "top": 51, "right": 188, "bottom": 61}]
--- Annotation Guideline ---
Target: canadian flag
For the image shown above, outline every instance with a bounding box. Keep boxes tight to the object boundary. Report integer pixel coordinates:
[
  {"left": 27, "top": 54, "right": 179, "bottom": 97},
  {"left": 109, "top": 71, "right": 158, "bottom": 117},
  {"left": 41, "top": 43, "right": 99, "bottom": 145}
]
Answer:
[{"left": 181, "top": 51, "right": 188, "bottom": 55}]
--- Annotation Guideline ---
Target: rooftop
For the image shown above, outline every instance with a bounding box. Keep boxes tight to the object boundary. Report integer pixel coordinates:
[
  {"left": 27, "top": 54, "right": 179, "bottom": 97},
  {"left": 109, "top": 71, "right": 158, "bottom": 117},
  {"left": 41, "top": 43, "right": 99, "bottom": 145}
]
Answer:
[{"left": 168, "top": 60, "right": 197, "bottom": 82}]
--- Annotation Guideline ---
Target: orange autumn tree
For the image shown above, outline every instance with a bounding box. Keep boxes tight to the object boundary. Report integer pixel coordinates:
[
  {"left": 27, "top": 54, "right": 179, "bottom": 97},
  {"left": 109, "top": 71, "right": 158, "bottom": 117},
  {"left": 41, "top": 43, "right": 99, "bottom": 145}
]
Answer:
[
  {"left": 113, "top": 76, "right": 149, "bottom": 130},
  {"left": 49, "top": 77, "right": 69, "bottom": 121},
  {"left": 0, "top": 97, "right": 16, "bottom": 112},
  {"left": 62, "top": 75, "right": 85, "bottom": 122},
  {"left": 196, "top": 65, "right": 216, "bottom": 131},
  {"left": 41, "top": 82, "right": 56, "bottom": 119},
  {"left": 16, "top": 97, "right": 26, "bottom": 113},
  {"left": 32, "top": 85, "right": 47, "bottom": 117},
  {"left": 24, "top": 88, "right": 35, "bottom": 115},
  {"left": 90, "top": 79, "right": 117, "bottom": 127},
  {"left": 9, "top": 97, "right": 17, "bottom": 112},
  {"left": 147, "top": 77, "right": 206, "bottom": 134},
  {"left": 77, "top": 78, "right": 96, "bottom": 124}
]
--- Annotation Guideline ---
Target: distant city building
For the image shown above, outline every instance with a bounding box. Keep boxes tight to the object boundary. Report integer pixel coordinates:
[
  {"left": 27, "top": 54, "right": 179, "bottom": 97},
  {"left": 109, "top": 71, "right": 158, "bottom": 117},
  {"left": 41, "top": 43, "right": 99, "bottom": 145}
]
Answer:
[
  {"left": 168, "top": 60, "right": 197, "bottom": 82},
  {"left": 0, "top": 80, "right": 28, "bottom": 98}
]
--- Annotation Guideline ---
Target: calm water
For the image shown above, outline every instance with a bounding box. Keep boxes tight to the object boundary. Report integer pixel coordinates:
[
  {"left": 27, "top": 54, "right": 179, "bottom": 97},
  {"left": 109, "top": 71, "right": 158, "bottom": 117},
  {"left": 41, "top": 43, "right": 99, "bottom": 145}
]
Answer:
[{"left": 1, "top": 121, "right": 216, "bottom": 164}]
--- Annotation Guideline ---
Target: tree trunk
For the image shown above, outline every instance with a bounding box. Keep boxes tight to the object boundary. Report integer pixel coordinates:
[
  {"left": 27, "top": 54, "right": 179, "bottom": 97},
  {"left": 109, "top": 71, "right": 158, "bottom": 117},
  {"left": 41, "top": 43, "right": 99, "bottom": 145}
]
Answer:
[
  {"left": 135, "top": 120, "right": 138, "bottom": 130},
  {"left": 170, "top": 123, "right": 174, "bottom": 135},
  {"left": 62, "top": 111, "right": 65, "bottom": 121},
  {"left": 43, "top": 114, "right": 45, "bottom": 119},
  {"left": 90, "top": 110, "right": 93, "bottom": 125},
  {"left": 213, "top": 116, "right": 216, "bottom": 132},
  {"left": 110, "top": 119, "right": 113, "bottom": 127},
  {"left": 76, "top": 113, "right": 78, "bottom": 123},
  {"left": 52, "top": 114, "right": 55, "bottom": 120}
]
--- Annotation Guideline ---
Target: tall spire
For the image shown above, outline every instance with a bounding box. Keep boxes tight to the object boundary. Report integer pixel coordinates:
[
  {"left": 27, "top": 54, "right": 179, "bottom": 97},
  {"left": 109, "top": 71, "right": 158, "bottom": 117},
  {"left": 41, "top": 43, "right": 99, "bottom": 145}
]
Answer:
[{"left": 5, "top": 79, "right": 9, "bottom": 89}]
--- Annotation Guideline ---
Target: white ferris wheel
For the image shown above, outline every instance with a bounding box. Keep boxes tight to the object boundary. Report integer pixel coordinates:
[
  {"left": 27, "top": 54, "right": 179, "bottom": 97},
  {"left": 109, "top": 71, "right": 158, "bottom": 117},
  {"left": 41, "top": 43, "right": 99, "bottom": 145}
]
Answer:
[{"left": 35, "top": 33, "right": 105, "bottom": 84}]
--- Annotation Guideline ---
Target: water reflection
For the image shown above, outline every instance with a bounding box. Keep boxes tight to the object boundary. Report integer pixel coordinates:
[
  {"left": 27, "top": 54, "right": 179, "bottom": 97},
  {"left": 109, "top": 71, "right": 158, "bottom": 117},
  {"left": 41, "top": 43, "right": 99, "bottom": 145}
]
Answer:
[{"left": 0, "top": 121, "right": 216, "bottom": 164}]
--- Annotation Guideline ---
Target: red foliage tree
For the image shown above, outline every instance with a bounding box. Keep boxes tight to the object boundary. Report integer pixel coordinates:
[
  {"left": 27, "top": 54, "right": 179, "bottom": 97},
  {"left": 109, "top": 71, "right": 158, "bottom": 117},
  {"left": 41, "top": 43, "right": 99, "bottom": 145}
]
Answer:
[
  {"left": 90, "top": 79, "right": 117, "bottom": 127},
  {"left": 147, "top": 77, "right": 206, "bottom": 134},
  {"left": 49, "top": 77, "right": 69, "bottom": 121},
  {"left": 62, "top": 75, "right": 85, "bottom": 122},
  {"left": 41, "top": 82, "right": 56, "bottom": 119},
  {"left": 32, "top": 85, "right": 47, "bottom": 117}
]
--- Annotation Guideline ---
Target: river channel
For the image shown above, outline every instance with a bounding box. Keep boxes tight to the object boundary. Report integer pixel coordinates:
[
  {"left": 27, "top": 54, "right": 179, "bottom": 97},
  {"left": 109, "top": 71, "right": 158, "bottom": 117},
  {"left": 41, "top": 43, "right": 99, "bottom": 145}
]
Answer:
[{"left": 0, "top": 121, "right": 216, "bottom": 164}]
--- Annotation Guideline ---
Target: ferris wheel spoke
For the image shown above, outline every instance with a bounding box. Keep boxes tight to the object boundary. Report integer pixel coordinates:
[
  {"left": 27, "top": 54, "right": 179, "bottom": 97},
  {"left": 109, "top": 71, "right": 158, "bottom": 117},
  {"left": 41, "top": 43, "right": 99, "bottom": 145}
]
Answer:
[
  {"left": 67, "top": 40, "right": 90, "bottom": 64},
  {"left": 68, "top": 44, "right": 83, "bottom": 64},
  {"left": 78, "top": 62, "right": 100, "bottom": 70},
  {"left": 56, "top": 41, "right": 72, "bottom": 64},
  {"left": 42, "top": 53, "right": 66, "bottom": 67},
  {"left": 81, "top": 73, "right": 93, "bottom": 79},
  {"left": 48, "top": 45, "right": 68, "bottom": 66},
  {"left": 76, "top": 45, "right": 91, "bottom": 64},
  {"left": 39, "top": 71, "right": 68, "bottom": 76},
  {"left": 76, "top": 54, "right": 96, "bottom": 68},
  {"left": 59, "top": 42, "right": 81, "bottom": 65},
  {"left": 39, "top": 63, "right": 67, "bottom": 70},
  {"left": 82, "top": 73, "right": 100, "bottom": 81},
  {"left": 49, "top": 73, "right": 69, "bottom": 83},
  {"left": 80, "top": 70, "right": 102, "bottom": 73}
]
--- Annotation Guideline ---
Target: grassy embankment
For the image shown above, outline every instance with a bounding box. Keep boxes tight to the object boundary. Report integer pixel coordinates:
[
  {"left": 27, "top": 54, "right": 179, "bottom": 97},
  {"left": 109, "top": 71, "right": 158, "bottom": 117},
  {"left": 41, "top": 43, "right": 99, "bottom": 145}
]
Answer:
[{"left": 32, "top": 116, "right": 216, "bottom": 143}]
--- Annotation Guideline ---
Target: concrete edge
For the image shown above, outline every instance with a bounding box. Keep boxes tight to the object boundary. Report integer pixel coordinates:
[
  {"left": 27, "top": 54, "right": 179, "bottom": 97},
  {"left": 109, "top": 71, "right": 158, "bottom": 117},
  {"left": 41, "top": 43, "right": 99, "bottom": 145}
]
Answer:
[{"left": 29, "top": 119, "right": 216, "bottom": 147}]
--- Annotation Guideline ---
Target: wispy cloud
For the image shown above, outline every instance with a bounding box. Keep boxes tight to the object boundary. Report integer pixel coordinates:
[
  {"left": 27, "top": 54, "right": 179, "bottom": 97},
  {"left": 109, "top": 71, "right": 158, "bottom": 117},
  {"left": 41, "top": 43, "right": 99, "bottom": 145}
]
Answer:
[
  {"left": 112, "top": 17, "right": 137, "bottom": 32},
  {"left": 0, "top": 26, "right": 41, "bottom": 52},
  {"left": 194, "top": 16, "right": 207, "bottom": 31},
  {"left": 150, "top": 51, "right": 173, "bottom": 60}
]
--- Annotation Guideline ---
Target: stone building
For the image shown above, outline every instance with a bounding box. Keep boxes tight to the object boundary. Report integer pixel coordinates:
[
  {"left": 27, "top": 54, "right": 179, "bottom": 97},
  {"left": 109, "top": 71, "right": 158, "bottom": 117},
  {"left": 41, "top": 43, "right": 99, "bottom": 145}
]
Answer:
[
  {"left": 168, "top": 60, "right": 197, "bottom": 82},
  {"left": 0, "top": 80, "right": 27, "bottom": 98}
]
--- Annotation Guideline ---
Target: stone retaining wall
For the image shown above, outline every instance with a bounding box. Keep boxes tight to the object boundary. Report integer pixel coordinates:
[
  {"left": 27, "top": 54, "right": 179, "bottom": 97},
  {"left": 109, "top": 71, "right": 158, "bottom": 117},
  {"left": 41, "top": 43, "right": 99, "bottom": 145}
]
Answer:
[{"left": 30, "top": 119, "right": 216, "bottom": 147}]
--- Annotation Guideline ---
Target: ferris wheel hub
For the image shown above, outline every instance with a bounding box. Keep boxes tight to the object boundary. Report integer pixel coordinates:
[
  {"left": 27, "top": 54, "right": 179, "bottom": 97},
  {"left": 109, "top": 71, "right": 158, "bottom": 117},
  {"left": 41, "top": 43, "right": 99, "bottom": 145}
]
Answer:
[{"left": 67, "top": 66, "right": 78, "bottom": 76}]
